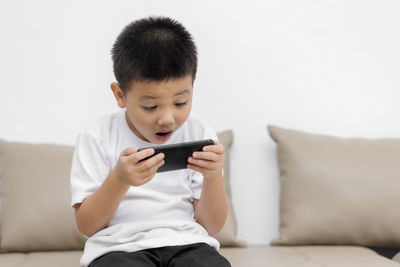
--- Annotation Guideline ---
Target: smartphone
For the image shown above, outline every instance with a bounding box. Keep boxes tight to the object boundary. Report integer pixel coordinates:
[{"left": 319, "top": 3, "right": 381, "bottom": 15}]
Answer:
[{"left": 138, "top": 139, "right": 214, "bottom": 172}]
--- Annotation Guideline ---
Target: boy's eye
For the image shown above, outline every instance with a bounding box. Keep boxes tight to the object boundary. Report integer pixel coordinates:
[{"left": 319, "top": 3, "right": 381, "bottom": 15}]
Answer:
[
  {"left": 143, "top": 106, "right": 157, "bottom": 111},
  {"left": 175, "top": 102, "right": 187, "bottom": 107}
]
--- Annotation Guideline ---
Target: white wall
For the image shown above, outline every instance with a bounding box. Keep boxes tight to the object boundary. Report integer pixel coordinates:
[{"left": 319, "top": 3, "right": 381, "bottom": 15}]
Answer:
[{"left": 1, "top": 0, "right": 400, "bottom": 245}]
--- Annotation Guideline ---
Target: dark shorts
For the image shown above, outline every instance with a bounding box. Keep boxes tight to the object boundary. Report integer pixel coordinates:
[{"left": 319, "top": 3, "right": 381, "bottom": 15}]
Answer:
[{"left": 89, "top": 242, "right": 231, "bottom": 267}]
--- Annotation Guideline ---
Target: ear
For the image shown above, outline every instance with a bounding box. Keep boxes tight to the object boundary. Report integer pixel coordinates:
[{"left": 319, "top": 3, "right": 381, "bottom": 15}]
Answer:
[{"left": 110, "top": 82, "right": 126, "bottom": 108}]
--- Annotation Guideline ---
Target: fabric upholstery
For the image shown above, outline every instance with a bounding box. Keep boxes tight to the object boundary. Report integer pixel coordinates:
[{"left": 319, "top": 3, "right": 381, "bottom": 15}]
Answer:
[
  {"left": 1, "top": 246, "right": 399, "bottom": 267},
  {"left": 0, "top": 140, "right": 86, "bottom": 252},
  {"left": 268, "top": 125, "right": 400, "bottom": 247},
  {"left": 220, "top": 246, "right": 400, "bottom": 267},
  {"left": 214, "top": 130, "right": 246, "bottom": 247}
]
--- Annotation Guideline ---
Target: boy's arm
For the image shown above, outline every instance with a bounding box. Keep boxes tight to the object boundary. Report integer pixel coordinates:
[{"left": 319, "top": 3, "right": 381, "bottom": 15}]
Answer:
[
  {"left": 188, "top": 141, "right": 228, "bottom": 235},
  {"left": 74, "top": 167, "right": 130, "bottom": 237},
  {"left": 74, "top": 147, "right": 164, "bottom": 237},
  {"left": 192, "top": 175, "right": 227, "bottom": 235}
]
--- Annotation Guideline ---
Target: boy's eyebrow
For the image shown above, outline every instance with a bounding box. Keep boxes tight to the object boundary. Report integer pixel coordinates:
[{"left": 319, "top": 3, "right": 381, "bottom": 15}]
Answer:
[
  {"left": 173, "top": 89, "right": 191, "bottom": 96},
  {"left": 139, "top": 89, "right": 191, "bottom": 101}
]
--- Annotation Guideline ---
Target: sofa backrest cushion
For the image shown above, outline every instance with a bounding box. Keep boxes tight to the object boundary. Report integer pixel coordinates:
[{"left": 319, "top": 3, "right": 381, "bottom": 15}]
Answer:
[
  {"left": 0, "top": 139, "right": 86, "bottom": 252},
  {"left": 213, "top": 130, "right": 246, "bottom": 247},
  {"left": 268, "top": 125, "right": 400, "bottom": 247}
]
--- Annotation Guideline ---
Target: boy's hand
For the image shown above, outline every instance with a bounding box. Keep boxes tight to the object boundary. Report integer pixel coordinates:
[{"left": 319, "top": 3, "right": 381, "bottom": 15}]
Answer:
[
  {"left": 187, "top": 140, "right": 224, "bottom": 179},
  {"left": 113, "top": 148, "right": 165, "bottom": 186}
]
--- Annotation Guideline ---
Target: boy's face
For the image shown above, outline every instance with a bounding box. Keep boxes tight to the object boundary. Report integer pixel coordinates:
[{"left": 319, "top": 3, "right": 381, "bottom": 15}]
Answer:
[{"left": 111, "top": 75, "right": 194, "bottom": 144}]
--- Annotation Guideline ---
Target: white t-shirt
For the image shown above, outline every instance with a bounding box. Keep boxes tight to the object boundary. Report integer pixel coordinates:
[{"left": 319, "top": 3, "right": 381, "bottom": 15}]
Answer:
[{"left": 70, "top": 109, "right": 220, "bottom": 267}]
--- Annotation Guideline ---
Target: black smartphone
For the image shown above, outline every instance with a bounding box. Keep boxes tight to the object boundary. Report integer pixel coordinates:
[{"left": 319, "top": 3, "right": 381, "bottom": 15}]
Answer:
[{"left": 138, "top": 139, "right": 214, "bottom": 172}]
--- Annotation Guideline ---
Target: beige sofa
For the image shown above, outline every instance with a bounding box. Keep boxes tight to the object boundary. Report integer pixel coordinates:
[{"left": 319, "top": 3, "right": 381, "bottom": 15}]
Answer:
[{"left": 1, "top": 127, "right": 400, "bottom": 266}]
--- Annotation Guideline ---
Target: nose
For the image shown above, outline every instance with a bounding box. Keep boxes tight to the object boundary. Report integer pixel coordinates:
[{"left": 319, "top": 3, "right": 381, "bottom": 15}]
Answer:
[{"left": 157, "top": 110, "right": 175, "bottom": 126}]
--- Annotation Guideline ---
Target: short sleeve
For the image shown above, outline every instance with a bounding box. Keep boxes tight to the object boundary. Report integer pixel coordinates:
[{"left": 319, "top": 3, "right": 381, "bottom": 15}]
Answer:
[
  {"left": 190, "top": 121, "right": 219, "bottom": 200},
  {"left": 70, "top": 132, "right": 111, "bottom": 207}
]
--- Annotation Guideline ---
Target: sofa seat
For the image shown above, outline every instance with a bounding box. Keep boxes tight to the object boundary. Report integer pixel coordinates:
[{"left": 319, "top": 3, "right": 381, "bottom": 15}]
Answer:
[
  {"left": 1, "top": 246, "right": 399, "bottom": 267},
  {"left": 0, "top": 251, "right": 83, "bottom": 267},
  {"left": 221, "top": 246, "right": 400, "bottom": 266}
]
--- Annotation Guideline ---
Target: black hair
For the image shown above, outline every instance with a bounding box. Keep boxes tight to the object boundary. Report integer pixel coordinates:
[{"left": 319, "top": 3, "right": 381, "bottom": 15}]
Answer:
[{"left": 111, "top": 16, "right": 198, "bottom": 93}]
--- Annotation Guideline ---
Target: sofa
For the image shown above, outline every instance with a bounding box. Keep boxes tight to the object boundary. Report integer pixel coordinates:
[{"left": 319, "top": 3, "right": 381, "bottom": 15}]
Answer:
[{"left": 1, "top": 126, "right": 400, "bottom": 266}]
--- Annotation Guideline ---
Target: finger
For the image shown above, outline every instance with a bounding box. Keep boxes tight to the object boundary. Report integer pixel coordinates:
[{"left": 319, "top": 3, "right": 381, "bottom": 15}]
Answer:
[
  {"left": 142, "top": 174, "right": 155, "bottom": 185},
  {"left": 157, "top": 158, "right": 165, "bottom": 168},
  {"left": 187, "top": 163, "right": 205, "bottom": 173},
  {"left": 203, "top": 144, "right": 224, "bottom": 154},
  {"left": 129, "top": 148, "right": 155, "bottom": 163},
  {"left": 137, "top": 153, "right": 165, "bottom": 171},
  {"left": 140, "top": 173, "right": 157, "bottom": 185},
  {"left": 188, "top": 157, "right": 217, "bottom": 169},
  {"left": 142, "top": 161, "right": 163, "bottom": 179},
  {"left": 120, "top": 147, "right": 138, "bottom": 157},
  {"left": 139, "top": 158, "right": 165, "bottom": 178},
  {"left": 192, "top": 151, "right": 219, "bottom": 162}
]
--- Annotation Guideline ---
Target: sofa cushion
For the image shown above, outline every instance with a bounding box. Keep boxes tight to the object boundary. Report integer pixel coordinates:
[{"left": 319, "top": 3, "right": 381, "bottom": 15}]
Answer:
[
  {"left": 0, "top": 140, "right": 86, "bottom": 252},
  {"left": 268, "top": 126, "right": 400, "bottom": 247},
  {"left": 220, "top": 246, "right": 400, "bottom": 267},
  {"left": 213, "top": 130, "right": 246, "bottom": 247},
  {"left": 0, "top": 251, "right": 82, "bottom": 267},
  {"left": 0, "top": 253, "right": 26, "bottom": 267},
  {"left": 1, "top": 246, "right": 397, "bottom": 267}
]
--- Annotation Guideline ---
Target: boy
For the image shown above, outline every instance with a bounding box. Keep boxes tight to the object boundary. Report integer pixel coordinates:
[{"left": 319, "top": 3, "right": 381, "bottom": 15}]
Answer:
[{"left": 70, "top": 16, "right": 231, "bottom": 267}]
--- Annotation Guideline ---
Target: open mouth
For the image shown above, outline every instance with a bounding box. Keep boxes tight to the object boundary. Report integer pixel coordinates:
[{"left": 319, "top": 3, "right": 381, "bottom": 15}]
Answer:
[
  {"left": 155, "top": 131, "right": 172, "bottom": 136},
  {"left": 155, "top": 131, "right": 173, "bottom": 141}
]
